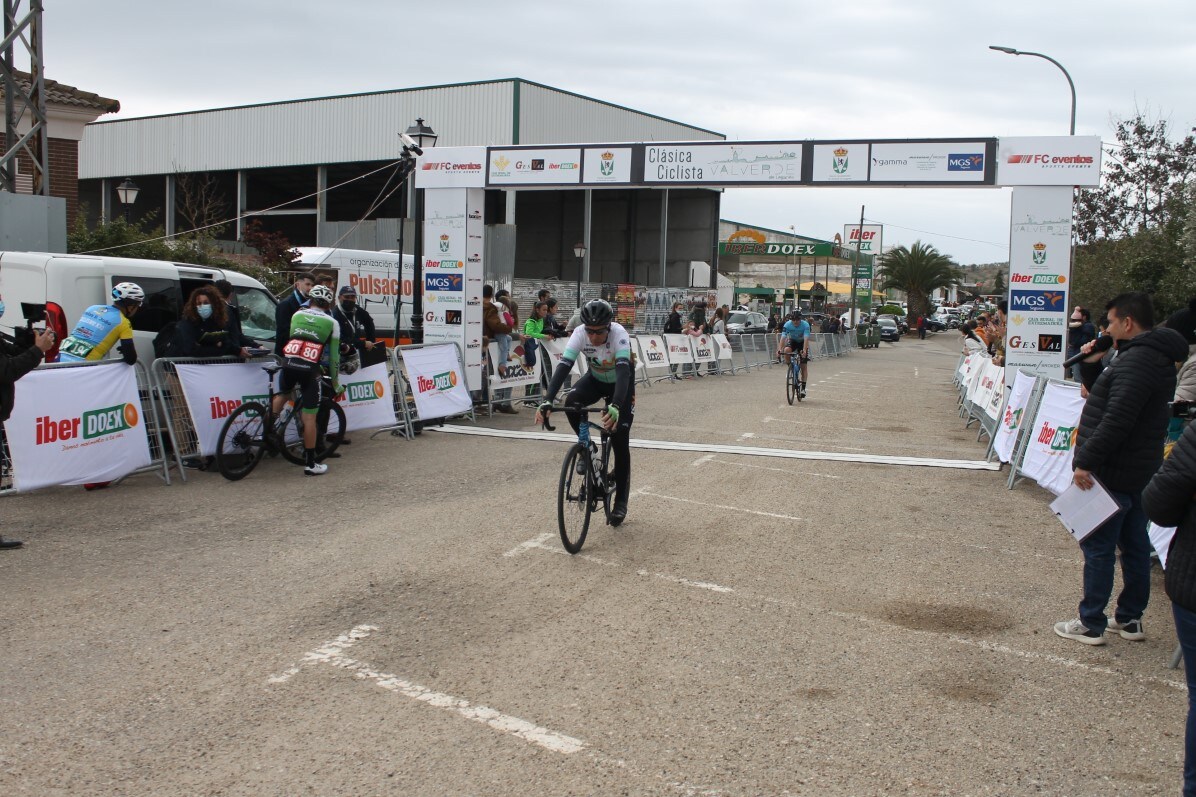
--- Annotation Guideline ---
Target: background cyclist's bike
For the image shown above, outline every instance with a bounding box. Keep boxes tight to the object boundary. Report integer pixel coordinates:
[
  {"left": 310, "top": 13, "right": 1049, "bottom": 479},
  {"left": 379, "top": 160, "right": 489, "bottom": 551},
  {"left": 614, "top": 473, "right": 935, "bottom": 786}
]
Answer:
[
  {"left": 542, "top": 406, "right": 617, "bottom": 554},
  {"left": 785, "top": 349, "right": 806, "bottom": 405},
  {"left": 215, "top": 363, "right": 346, "bottom": 481}
]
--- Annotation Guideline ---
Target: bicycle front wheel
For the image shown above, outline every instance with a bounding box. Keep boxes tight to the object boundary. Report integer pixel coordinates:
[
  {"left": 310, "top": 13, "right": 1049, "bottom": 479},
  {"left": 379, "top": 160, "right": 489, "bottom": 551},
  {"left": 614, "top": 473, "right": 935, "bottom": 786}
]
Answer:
[
  {"left": 558, "top": 443, "right": 592, "bottom": 554},
  {"left": 216, "top": 402, "right": 269, "bottom": 481},
  {"left": 786, "top": 361, "right": 796, "bottom": 405}
]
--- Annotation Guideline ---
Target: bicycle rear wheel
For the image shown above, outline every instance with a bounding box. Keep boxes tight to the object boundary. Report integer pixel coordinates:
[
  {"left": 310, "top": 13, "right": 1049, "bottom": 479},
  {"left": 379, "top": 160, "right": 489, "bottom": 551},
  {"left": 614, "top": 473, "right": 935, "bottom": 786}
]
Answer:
[
  {"left": 558, "top": 443, "right": 592, "bottom": 554},
  {"left": 786, "top": 361, "right": 796, "bottom": 405},
  {"left": 216, "top": 402, "right": 269, "bottom": 481}
]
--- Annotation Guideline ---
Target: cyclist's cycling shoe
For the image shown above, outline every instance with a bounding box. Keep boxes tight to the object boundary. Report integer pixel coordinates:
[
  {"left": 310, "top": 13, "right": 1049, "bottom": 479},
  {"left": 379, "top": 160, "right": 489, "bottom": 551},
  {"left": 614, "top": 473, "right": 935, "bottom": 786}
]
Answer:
[
  {"left": 304, "top": 463, "right": 329, "bottom": 476},
  {"left": 575, "top": 452, "right": 590, "bottom": 475},
  {"left": 609, "top": 497, "right": 628, "bottom": 527}
]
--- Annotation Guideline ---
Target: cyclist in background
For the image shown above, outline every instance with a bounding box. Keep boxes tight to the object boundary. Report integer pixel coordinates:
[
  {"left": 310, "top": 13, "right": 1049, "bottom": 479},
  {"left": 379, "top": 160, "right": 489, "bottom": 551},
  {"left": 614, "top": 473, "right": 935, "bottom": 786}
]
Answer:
[
  {"left": 274, "top": 283, "right": 341, "bottom": 476},
  {"left": 535, "top": 299, "right": 634, "bottom": 526},
  {"left": 57, "top": 282, "right": 144, "bottom": 364},
  {"left": 779, "top": 310, "right": 811, "bottom": 399}
]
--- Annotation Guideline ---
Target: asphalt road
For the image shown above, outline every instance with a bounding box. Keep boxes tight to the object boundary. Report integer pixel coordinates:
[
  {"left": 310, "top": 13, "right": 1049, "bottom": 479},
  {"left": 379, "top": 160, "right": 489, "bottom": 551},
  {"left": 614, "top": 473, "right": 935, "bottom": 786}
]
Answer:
[{"left": 1, "top": 332, "right": 1185, "bottom": 796}]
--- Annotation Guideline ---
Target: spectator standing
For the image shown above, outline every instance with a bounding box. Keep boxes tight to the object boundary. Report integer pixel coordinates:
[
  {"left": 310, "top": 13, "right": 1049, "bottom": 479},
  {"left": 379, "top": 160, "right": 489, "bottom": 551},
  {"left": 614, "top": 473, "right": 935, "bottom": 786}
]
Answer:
[
  {"left": 960, "top": 322, "right": 985, "bottom": 355},
  {"left": 274, "top": 274, "right": 314, "bottom": 356},
  {"left": 767, "top": 313, "right": 778, "bottom": 333},
  {"left": 215, "top": 279, "right": 258, "bottom": 350},
  {"left": 690, "top": 302, "right": 708, "bottom": 334},
  {"left": 332, "top": 285, "right": 378, "bottom": 360},
  {"left": 664, "top": 303, "right": 683, "bottom": 335},
  {"left": 543, "top": 298, "right": 566, "bottom": 338},
  {"left": 0, "top": 306, "right": 54, "bottom": 549},
  {"left": 1067, "top": 307, "right": 1098, "bottom": 380},
  {"left": 523, "top": 301, "right": 551, "bottom": 368},
  {"left": 1143, "top": 422, "right": 1196, "bottom": 796},
  {"left": 917, "top": 315, "right": 927, "bottom": 340},
  {"left": 1055, "top": 292, "right": 1189, "bottom": 645},
  {"left": 483, "top": 284, "right": 516, "bottom": 414},
  {"left": 171, "top": 285, "right": 245, "bottom": 358},
  {"left": 1167, "top": 300, "right": 1196, "bottom": 403}
]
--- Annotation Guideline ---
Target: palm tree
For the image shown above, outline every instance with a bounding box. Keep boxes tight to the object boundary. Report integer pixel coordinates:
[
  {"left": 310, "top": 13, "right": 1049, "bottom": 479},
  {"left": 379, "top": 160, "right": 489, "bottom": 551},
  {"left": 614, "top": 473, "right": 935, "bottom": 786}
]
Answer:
[{"left": 876, "top": 241, "right": 963, "bottom": 321}]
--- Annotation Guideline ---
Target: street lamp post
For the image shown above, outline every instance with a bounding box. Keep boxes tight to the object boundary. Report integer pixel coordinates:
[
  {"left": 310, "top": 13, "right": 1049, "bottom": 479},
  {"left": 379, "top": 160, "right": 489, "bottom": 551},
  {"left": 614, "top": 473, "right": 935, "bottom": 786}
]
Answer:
[
  {"left": 988, "top": 45, "right": 1076, "bottom": 135},
  {"left": 404, "top": 118, "right": 438, "bottom": 343},
  {"left": 115, "top": 177, "right": 139, "bottom": 223},
  {"left": 573, "top": 241, "right": 586, "bottom": 311}
]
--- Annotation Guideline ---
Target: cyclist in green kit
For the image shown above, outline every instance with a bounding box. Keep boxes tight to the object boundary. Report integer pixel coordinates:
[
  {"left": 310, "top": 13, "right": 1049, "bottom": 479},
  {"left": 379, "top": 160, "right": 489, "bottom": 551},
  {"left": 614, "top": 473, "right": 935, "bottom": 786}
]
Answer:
[{"left": 274, "top": 284, "right": 341, "bottom": 475}]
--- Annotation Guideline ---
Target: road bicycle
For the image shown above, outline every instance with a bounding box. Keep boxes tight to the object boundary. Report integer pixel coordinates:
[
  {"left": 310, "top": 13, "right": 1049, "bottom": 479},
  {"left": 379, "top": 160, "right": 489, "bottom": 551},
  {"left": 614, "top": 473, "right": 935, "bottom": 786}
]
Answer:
[
  {"left": 215, "top": 363, "right": 347, "bottom": 481},
  {"left": 542, "top": 406, "right": 617, "bottom": 554},
  {"left": 784, "top": 344, "right": 807, "bottom": 405}
]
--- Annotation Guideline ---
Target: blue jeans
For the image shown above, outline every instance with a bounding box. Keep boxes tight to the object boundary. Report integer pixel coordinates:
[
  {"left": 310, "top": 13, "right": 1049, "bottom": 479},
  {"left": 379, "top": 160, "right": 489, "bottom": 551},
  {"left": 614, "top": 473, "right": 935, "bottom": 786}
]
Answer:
[
  {"left": 1078, "top": 489, "right": 1151, "bottom": 633},
  {"left": 1174, "top": 603, "right": 1196, "bottom": 796}
]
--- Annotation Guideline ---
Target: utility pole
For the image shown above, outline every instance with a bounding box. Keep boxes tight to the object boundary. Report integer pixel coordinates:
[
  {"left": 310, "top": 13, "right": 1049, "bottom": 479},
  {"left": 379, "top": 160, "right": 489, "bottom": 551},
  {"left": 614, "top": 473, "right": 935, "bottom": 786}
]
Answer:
[{"left": 848, "top": 205, "right": 864, "bottom": 326}]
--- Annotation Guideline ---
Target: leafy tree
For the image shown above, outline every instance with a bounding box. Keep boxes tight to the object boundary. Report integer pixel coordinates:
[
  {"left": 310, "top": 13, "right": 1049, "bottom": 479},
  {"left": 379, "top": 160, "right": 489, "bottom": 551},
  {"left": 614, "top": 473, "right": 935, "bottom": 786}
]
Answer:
[
  {"left": 1073, "top": 112, "right": 1195, "bottom": 317},
  {"left": 992, "top": 270, "right": 1005, "bottom": 294},
  {"left": 876, "top": 241, "right": 963, "bottom": 321}
]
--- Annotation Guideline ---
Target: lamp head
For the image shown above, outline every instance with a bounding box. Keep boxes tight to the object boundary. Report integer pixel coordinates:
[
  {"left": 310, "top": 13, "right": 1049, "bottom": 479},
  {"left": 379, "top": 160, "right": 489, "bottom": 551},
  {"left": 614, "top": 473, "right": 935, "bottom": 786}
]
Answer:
[{"left": 989, "top": 45, "right": 1019, "bottom": 54}]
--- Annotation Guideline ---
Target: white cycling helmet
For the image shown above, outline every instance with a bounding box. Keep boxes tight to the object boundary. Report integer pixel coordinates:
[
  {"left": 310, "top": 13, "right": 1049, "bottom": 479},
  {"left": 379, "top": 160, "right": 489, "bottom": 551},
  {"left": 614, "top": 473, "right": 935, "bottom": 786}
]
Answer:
[
  {"left": 111, "top": 282, "right": 145, "bottom": 304},
  {"left": 308, "top": 284, "right": 334, "bottom": 305}
]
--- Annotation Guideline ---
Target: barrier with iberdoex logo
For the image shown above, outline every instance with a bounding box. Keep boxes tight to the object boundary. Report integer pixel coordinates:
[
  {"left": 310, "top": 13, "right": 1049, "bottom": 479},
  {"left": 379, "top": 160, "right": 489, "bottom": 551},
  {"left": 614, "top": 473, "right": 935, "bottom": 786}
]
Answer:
[
  {"left": 396, "top": 343, "right": 474, "bottom": 433},
  {"left": 4, "top": 360, "right": 162, "bottom": 492},
  {"left": 635, "top": 335, "right": 671, "bottom": 383},
  {"left": 1015, "top": 379, "right": 1085, "bottom": 495},
  {"left": 662, "top": 334, "right": 697, "bottom": 381},
  {"left": 711, "top": 333, "right": 735, "bottom": 375},
  {"left": 992, "top": 369, "right": 1041, "bottom": 466}
]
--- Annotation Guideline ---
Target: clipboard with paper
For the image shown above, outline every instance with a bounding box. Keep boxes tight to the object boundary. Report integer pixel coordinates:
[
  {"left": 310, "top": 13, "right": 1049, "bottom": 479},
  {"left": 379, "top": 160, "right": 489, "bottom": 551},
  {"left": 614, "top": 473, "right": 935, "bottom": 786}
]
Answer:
[{"left": 1049, "top": 476, "right": 1121, "bottom": 543}]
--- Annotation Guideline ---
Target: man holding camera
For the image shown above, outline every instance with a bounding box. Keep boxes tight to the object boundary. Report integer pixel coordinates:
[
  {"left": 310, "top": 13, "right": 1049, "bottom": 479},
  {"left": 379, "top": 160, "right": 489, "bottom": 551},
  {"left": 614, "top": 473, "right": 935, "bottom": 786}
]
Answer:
[
  {"left": 0, "top": 300, "right": 56, "bottom": 549},
  {"left": 1055, "top": 292, "right": 1189, "bottom": 644}
]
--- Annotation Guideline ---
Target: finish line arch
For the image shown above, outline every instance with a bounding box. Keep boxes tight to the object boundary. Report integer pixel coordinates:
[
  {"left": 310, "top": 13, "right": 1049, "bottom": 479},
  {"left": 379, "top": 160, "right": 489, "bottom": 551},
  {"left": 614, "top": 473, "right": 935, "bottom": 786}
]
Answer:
[{"left": 417, "top": 135, "right": 1102, "bottom": 387}]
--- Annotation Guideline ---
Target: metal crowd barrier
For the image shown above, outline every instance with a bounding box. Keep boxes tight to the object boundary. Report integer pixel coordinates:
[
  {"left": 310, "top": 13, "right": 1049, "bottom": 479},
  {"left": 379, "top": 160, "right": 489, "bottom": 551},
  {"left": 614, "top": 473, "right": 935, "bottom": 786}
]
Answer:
[
  {"left": 2, "top": 359, "right": 170, "bottom": 495},
  {"left": 390, "top": 342, "right": 476, "bottom": 438}
]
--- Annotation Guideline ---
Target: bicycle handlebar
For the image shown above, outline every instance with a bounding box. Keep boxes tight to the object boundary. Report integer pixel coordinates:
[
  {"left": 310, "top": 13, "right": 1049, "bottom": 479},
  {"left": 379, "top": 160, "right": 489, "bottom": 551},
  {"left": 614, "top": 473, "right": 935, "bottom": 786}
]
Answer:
[{"left": 538, "top": 405, "right": 608, "bottom": 433}]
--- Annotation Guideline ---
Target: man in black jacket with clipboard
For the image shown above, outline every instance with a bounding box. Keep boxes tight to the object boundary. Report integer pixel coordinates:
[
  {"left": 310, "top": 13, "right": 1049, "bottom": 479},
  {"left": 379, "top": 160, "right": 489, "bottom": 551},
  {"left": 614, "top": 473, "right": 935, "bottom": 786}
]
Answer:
[{"left": 1055, "top": 292, "right": 1188, "bottom": 645}]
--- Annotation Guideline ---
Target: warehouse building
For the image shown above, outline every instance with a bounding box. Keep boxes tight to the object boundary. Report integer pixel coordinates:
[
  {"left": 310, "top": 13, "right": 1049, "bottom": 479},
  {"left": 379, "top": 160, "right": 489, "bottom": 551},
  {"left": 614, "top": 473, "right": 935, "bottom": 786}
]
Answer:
[{"left": 78, "top": 78, "right": 725, "bottom": 286}]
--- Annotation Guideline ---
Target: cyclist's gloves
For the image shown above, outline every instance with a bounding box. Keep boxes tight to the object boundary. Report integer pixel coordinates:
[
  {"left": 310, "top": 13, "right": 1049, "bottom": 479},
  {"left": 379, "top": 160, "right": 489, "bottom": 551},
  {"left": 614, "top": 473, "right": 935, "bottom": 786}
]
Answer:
[
  {"left": 605, "top": 404, "right": 620, "bottom": 425},
  {"left": 537, "top": 401, "right": 553, "bottom": 415}
]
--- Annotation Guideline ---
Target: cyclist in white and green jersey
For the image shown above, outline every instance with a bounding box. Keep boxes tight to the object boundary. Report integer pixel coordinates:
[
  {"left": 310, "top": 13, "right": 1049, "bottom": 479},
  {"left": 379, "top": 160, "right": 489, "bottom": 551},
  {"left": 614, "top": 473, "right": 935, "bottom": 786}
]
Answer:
[
  {"left": 275, "top": 284, "right": 341, "bottom": 475},
  {"left": 535, "top": 299, "right": 635, "bottom": 526}
]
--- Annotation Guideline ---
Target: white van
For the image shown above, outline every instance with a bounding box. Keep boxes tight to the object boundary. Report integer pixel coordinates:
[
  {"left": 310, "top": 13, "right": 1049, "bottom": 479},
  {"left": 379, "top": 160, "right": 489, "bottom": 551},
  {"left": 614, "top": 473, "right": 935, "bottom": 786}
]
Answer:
[
  {"left": 0, "top": 251, "right": 278, "bottom": 365},
  {"left": 293, "top": 247, "right": 416, "bottom": 339}
]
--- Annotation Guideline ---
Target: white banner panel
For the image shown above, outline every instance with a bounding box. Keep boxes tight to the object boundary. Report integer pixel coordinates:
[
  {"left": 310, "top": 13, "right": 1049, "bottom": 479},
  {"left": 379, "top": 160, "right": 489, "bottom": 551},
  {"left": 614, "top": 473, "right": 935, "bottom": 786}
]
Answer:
[
  {"left": 870, "top": 142, "right": 987, "bottom": 183},
  {"left": 7, "top": 364, "right": 151, "bottom": 491},
  {"left": 843, "top": 224, "right": 883, "bottom": 255},
  {"left": 993, "top": 369, "right": 1038, "bottom": 463},
  {"left": 335, "top": 362, "right": 396, "bottom": 432},
  {"left": 1005, "top": 187, "right": 1073, "bottom": 379},
  {"left": 712, "top": 333, "right": 735, "bottom": 363},
  {"left": 541, "top": 338, "right": 583, "bottom": 376},
  {"left": 643, "top": 143, "right": 802, "bottom": 184},
  {"left": 175, "top": 362, "right": 275, "bottom": 456},
  {"left": 636, "top": 335, "right": 671, "bottom": 375},
  {"left": 488, "top": 148, "right": 581, "bottom": 186},
  {"left": 1020, "top": 381, "right": 1085, "bottom": 495},
  {"left": 997, "top": 136, "right": 1102, "bottom": 187},
  {"left": 812, "top": 143, "right": 869, "bottom": 183},
  {"left": 663, "top": 334, "right": 696, "bottom": 367},
  {"left": 971, "top": 359, "right": 998, "bottom": 409},
  {"left": 983, "top": 366, "right": 1006, "bottom": 422},
  {"left": 403, "top": 344, "right": 472, "bottom": 421},
  {"left": 487, "top": 341, "right": 542, "bottom": 391},
  {"left": 691, "top": 334, "right": 717, "bottom": 364},
  {"left": 582, "top": 147, "right": 633, "bottom": 185},
  {"left": 417, "top": 146, "right": 487, "bottom": 189},
  {"left": 424, "top": 188, "right": 484, "bottom": 390}
]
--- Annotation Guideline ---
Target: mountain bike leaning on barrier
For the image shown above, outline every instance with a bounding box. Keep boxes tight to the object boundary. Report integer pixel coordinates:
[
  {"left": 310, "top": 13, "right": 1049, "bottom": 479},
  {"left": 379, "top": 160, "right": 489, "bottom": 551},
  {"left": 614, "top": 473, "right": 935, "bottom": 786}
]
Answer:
[
  {"left": 214, "top": 363, "right": 346, "bottom": 481},
  {"left": 535, "top": 299, "right": 635, "bottom": 554}
]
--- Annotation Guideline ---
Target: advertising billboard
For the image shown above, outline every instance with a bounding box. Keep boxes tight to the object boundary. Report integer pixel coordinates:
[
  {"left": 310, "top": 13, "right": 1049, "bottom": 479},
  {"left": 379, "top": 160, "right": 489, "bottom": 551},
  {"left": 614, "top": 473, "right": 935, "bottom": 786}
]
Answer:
[
  {"left": 582, "top": 147, "right": 633, "bottom": 185},
  {"left": 487, "top": 148, "right": 582, "bottom": 186},
  {"left": 811, "top": 143, "right": 869, "bottom": 183},
  {"left": 869, "top": 142, "right": 989, "bottom": 183},
  {"left": 996, "top": 136, "right": 1102, "bottom": 187},
  {"left": 416, "top": 146, "right": 487, "bottom": 189},
  {"left": 642, "top": 142, "right": 802, "bottom": 184}
]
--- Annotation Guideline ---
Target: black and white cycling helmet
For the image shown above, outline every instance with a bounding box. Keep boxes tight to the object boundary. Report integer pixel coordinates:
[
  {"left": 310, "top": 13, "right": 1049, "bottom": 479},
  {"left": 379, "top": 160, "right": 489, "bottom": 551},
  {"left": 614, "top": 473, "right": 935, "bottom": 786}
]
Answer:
[
  {"left": 308, "top": 284, "right": 334, "bottom": 306},
  {"left": 580, "top": 299, "right": 614, "bottom": 326},
  {"left": 339, "top": 350, "right": 361, "bottom": 375},
  {"left": 111, "top": 282, "right": 145, "bottom": 304}
]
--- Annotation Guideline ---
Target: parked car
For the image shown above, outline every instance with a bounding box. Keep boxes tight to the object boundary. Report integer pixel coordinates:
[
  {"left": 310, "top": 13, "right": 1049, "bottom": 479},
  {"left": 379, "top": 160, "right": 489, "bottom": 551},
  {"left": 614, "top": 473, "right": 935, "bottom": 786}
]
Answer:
[
  {"left": 877, "top": 317, "right": 901, "bottom": 342},
  {"left": 878, "top": 314, "right": 907, "bottom": 334},
  {"left": 922, "top": 315, "right": 948, "bottom": 332},
  {"left": 725, "top": 311, "right": 769, "bottom": 334}
]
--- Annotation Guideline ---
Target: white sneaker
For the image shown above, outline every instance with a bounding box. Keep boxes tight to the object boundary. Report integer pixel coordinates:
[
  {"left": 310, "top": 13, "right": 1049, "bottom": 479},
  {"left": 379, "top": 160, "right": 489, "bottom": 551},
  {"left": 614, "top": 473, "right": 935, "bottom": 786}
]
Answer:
[
  {"left": 304, "top": 462, "right": 328, "bottom": 476},
  {"left": 1053, "top": 618, "right": 1106, "bottom": 645},
  {"left": 1108, "top": 618, "right": 1145, "bottom": 641}
]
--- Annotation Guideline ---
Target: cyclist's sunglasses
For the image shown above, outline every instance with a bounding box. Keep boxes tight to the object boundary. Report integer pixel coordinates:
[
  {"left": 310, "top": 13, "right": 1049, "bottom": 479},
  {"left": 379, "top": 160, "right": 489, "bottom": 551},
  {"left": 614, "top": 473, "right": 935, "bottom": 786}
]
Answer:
[{"left": 584, "top": 325, "right": 611, "bottom": 336}]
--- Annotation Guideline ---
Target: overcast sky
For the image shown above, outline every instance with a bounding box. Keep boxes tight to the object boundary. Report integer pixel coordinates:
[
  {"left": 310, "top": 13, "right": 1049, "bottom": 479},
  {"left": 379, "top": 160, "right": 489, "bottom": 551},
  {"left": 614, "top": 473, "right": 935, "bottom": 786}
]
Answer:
[{"left": 42, "top": 0, "right": 1196, "bottom": 265}]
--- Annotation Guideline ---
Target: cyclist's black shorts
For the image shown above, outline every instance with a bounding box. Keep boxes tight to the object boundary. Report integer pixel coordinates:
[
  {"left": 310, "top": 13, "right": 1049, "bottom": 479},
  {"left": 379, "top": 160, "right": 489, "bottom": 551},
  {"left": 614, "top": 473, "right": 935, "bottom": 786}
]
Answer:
[
  {"left": 784, "top": 339, "right": 809, "bottom": 360},
  {"left": 564, "top": 373, "right": 635, "bottom": 435},
  {"left": 279, "top": 362, "right": 322, "bottom": 413}
]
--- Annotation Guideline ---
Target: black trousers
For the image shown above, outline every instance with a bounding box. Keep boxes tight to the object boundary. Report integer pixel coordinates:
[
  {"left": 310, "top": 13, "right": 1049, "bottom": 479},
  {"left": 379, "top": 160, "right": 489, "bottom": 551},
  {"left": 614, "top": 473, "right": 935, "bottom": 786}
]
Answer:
[{"left": 564, "top": 373, "right": 634, "bottom": 500}]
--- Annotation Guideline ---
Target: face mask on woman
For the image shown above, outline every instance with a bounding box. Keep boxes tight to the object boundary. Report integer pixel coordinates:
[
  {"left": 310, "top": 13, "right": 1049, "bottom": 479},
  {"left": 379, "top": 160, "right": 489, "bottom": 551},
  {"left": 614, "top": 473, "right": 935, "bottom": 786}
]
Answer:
[{"left": 197, "top": 304, "right": 213, "bottom": 320}]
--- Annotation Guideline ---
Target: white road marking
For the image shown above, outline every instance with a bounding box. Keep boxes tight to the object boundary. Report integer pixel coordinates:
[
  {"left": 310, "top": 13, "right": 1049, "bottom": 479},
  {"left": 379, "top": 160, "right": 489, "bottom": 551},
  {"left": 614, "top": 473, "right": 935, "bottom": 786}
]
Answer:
[
  {"left": 636, "top": 486, "right": 804, "bottom": 522},
  {"left": 430, "top": 425, "right": 1000, "bottom": 470},
  {"left": 638, "top": 570, "right": 734, "bottom": 593},
  {"left": 708, "top": 456, "right": 841, "bottom": 479},
  {"left": 503, "top": 532, "right": 557, "bottom": 558},
  {"left": 691, "top": 453, "right": 715, "bottom": 467},
  {"left": 271, "top": 626, "right": 586, "bottom": 754},
  {"left": 737, "top": 432, "right": 756, "bottom": 441},
  {"left": 267, "top": 624, "right": 377, "bottom": 683}
]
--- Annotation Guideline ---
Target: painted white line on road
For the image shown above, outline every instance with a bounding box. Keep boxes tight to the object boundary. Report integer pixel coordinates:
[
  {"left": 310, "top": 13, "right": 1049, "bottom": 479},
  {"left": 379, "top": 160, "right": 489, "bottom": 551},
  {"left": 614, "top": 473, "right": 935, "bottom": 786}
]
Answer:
[
  {"left": 709, "top": 456, "right": 841, "bottom": 479},
  {"left": 636, "top": 486, "right": 804, "bottom": 522},
  {"left": 271, "top": 626, "right": 586, "bottom": 754},
  {"left": 691, "top": 453, "right": 715, "bottom": 467},
  {"left": 323, "top": 652, "right": 587, "bottom": 753},
  {"left": 515, "top": 531, "right": 733, "bottom": 593},
  {"left": 503, "top": 532, "right": 557, "bottom": 558},
  {"left": 738, "top": 432, "right": 756, "bottom": 441},
  {"left": 268, "top": 624, "right": 378, "bottom": 684},
  {"left": 429, "top": 426, "right": 1001, "bottom": 470}
]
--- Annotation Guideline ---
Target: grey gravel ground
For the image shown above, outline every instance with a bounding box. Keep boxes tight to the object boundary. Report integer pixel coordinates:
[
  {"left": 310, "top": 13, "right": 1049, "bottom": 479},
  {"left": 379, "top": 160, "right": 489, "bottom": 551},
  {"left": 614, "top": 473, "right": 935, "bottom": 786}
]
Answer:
[{"left": 0, "top": 331, "right": 1185, "bottom": 796}]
